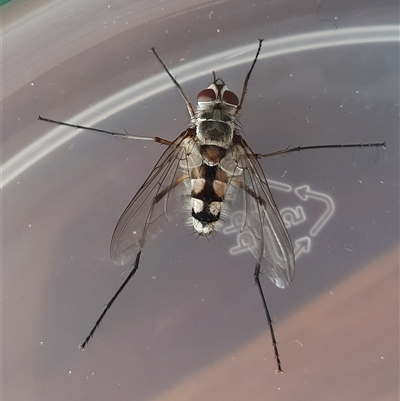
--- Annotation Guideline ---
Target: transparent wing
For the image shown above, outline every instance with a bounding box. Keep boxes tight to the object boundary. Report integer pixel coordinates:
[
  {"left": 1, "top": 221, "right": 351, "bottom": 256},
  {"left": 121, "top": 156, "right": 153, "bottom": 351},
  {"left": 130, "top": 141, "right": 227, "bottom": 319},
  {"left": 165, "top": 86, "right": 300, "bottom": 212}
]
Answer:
[
  {"left": 223, "top": 135, "right": 295, "bottom": 288},
  {"left": 110, "top": 128, "right": 198, "bottom": 266}
]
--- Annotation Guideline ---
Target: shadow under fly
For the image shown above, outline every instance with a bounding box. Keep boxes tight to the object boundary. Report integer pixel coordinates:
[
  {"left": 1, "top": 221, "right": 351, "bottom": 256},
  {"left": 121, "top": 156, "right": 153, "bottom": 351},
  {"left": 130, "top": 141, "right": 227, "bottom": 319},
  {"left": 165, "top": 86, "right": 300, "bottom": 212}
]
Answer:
[{"left": 39, "top": 39, "right": 385, "bottom": 372}]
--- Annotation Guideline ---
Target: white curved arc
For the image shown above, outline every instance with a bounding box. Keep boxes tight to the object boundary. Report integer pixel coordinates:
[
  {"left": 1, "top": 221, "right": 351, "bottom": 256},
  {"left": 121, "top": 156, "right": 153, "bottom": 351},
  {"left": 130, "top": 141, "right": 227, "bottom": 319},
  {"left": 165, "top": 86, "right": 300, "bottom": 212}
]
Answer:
[{"left": 1, "top": 25, "right": 398, "bottom": 189}]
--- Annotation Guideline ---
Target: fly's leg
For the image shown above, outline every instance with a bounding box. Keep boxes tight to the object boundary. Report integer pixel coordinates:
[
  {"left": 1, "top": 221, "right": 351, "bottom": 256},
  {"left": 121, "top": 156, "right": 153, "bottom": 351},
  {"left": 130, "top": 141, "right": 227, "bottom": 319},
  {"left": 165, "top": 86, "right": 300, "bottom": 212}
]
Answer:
[
  {"left": 256, "top": 142, "right": 386, "bottom": 158},
  {"left": 237, "top": 39, "right": 264, "bottom": 113},
  {"left": 38, "top": 116, "right": 172, "bottom": 146},
  {"left": 150, "top": 48, "right": 196, "bottom": 120},
  {"left": 80, "top": 251, "right": 142, "bottom": 349},
  {"left": 254, "top": 262, "right": 283, "bottom": 373}
]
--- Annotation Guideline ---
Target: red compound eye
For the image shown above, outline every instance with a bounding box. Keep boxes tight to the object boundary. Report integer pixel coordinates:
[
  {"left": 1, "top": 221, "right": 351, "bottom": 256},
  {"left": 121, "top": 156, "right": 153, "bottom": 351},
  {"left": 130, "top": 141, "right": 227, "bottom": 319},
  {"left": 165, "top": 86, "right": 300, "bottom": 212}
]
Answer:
[
  {"left": 197, "top": 88, "right": 216, "bottom": 103},
  {"left": 222, "top": 90, "right": 239, "bottom": 106}
]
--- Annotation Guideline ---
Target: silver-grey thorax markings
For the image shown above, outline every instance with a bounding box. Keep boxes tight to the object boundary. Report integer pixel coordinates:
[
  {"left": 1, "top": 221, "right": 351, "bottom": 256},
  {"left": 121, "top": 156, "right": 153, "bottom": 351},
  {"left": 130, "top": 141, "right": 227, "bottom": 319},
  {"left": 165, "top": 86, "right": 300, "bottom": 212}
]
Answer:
[{"left": 38, "top": 39, "right": 384, "bottom": 373}]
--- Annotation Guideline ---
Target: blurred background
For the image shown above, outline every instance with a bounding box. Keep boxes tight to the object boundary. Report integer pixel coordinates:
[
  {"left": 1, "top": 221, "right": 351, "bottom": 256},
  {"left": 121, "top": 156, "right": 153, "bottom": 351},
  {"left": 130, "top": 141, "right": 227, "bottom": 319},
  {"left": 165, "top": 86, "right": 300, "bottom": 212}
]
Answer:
[{"left": 2, "top": 1, "right": 399, "bottom": 400}]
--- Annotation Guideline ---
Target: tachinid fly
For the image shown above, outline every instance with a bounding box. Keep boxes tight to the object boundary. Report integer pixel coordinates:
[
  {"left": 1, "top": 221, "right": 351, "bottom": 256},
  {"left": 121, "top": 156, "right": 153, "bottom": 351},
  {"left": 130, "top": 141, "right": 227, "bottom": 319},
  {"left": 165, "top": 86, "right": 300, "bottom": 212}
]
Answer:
[{"left": 39, "top": 39, "right": 384, "bottom": 372}]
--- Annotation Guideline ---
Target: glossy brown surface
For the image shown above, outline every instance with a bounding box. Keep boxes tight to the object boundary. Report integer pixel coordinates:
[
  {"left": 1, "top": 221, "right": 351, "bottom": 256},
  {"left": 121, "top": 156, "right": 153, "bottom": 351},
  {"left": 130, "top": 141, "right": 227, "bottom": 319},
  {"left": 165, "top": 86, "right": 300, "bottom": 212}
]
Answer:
[{"left": 2, "top": 1, "right": 398, "bottom": 400}]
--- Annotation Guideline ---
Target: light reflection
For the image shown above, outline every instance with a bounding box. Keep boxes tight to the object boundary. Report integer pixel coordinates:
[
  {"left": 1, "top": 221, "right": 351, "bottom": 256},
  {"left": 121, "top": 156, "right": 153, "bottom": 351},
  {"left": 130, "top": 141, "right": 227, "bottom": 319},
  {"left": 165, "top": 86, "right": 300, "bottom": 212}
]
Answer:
[{"left": 1, "top": 25, "right": 397, "bottom": 188}]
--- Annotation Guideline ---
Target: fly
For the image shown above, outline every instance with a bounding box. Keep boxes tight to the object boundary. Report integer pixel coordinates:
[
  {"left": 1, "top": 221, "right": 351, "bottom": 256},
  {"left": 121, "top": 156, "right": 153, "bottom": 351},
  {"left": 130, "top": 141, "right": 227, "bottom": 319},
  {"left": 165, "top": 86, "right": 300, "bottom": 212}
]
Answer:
[{"left": 39, "top": 39, "right": 385, "bottom": 372}]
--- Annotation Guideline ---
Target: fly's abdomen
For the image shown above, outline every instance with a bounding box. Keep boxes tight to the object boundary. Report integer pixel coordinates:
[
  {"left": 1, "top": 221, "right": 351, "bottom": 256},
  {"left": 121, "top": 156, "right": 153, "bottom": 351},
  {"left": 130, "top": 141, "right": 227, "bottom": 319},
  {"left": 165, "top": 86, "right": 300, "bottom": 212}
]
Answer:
[
  {"left": 191, "top": 198, "right": 222, "bottom": 234},
  {"left": 190, "top": 163, "right": 228, "bottom": 235}
]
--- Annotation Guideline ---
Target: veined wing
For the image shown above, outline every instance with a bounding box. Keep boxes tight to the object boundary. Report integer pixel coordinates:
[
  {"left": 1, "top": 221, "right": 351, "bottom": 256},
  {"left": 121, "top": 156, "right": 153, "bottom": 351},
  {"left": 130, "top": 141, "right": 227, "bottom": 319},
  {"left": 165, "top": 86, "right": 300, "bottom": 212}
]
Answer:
[
  {"left": 111, "top": 128, "right": 198, "bottom": 266},
  {"left": 226, "top": 134, "right": 295, "bottom": 289}
]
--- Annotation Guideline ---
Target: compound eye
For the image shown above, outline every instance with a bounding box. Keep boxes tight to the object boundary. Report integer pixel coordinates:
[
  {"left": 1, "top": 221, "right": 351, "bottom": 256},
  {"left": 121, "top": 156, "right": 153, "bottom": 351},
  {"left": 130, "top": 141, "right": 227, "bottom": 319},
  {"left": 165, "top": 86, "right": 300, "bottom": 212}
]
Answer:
[
  {"left": 197, "top": 88, "right": 216, "bottom": 103},
  {"left": 222, "top": 90, "right": 239, "bottom": 106}
]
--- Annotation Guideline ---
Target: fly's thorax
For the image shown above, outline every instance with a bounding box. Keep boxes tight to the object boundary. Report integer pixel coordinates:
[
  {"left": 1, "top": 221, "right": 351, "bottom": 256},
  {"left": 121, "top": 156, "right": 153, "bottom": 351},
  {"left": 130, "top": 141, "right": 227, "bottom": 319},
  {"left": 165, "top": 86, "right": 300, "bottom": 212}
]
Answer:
[
  {"left": 196, "top": 93, "right": 238, "bottom": 149},
  {"left": 196, "top": 120, "right": 234, "bottom": 148},
  {"left": 196, "top": 101, "right": 237, "bottom": 121}
]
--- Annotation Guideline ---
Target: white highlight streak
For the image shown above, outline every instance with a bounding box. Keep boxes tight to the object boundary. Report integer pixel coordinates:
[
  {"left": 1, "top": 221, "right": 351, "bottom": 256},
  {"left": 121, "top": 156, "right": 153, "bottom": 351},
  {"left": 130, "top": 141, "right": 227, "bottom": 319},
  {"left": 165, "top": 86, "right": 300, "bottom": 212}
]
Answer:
[{"left": 1, "top": 25, "right": 398, "bottom": 188}]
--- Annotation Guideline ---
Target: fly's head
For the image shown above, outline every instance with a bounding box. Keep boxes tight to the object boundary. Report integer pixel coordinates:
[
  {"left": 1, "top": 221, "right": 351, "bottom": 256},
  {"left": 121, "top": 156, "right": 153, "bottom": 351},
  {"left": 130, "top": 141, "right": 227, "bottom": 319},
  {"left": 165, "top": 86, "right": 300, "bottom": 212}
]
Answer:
[
  {"left": 196, "top": 79, "right": 239, "bottom": 114},
  {"left": 195, "top": 79, "right": 240, "bottom": 149}
]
